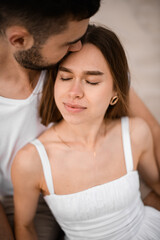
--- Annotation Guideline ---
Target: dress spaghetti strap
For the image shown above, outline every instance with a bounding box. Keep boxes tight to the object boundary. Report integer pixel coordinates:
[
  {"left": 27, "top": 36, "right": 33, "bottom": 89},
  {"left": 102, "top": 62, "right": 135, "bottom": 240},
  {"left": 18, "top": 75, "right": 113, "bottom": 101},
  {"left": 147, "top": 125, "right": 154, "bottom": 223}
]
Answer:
[
  {"left": 121, "top": 117, "right": 134, "bottom": 173},
  {"left": 31, "top": 139, "right": 54, "bottom": 195}
]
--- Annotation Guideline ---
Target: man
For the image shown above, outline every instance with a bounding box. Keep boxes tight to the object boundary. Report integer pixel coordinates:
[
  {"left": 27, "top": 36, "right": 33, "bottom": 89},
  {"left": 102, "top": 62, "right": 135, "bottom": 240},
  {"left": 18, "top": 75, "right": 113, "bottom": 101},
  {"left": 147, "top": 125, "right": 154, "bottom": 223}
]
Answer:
[
  {"left": 129, "top": 88, "right": 160, "bottom": 210},
  {"left": 0, "top": 0, "right": 160, "bottom": 239},
  {"left": 0, "top": 1, "right": 101, "bottom": 239}
]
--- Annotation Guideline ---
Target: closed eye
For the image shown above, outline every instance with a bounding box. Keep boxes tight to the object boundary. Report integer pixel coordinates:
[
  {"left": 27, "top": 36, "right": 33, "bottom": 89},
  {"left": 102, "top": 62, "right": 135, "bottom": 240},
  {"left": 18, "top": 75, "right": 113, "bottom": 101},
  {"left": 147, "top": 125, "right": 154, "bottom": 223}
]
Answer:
[
  {"left": 60, "top": 77, "right": 72, "bottom": 81},
  {"left": 86, "top": 80, "right": 100, "bottom": 85}
]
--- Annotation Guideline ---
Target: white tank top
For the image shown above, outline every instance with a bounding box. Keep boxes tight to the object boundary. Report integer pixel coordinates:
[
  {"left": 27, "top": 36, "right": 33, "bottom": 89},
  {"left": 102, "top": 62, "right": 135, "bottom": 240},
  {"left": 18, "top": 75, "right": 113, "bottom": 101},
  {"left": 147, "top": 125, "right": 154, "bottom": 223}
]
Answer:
[{"left": 0, "top": 71, "right": 48, "bottom": 196}]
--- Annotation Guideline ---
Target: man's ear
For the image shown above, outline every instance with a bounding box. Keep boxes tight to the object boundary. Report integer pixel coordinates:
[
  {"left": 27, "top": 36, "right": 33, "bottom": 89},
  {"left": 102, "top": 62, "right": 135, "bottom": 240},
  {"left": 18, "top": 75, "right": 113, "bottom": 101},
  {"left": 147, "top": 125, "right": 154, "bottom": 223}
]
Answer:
[{"left": 5, "top": 26, "right": 34, "bottom": 50}]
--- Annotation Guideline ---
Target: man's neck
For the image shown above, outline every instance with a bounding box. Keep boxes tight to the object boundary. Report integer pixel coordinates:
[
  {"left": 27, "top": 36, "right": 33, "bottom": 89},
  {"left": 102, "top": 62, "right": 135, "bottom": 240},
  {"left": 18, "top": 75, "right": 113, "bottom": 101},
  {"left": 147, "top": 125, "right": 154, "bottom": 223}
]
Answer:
[{"left": 0, "top": 41, "right": 41, "bottom": 99}]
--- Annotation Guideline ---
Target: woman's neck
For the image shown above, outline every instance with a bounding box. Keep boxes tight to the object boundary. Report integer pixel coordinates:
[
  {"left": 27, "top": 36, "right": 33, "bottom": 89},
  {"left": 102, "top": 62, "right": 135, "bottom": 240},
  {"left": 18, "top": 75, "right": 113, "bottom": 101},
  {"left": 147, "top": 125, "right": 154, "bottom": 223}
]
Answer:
[{"left": 55, "top": 118, "right": 107, "bottom": 152}]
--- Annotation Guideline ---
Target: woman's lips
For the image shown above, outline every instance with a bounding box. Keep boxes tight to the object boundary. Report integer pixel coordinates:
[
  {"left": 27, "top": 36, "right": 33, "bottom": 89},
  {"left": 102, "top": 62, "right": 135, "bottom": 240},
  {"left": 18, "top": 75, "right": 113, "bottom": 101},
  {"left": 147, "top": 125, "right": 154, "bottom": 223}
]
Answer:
[{"left": 63, "top": 102, "right": 87, "bottom": 113}]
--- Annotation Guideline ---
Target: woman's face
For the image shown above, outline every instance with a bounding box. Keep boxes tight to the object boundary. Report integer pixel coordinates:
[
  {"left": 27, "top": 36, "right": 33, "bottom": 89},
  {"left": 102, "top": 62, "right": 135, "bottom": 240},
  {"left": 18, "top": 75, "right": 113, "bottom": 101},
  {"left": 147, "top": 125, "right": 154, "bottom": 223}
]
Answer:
[{"left": 54, "top": 43, "right": 116, "bottom": 125}]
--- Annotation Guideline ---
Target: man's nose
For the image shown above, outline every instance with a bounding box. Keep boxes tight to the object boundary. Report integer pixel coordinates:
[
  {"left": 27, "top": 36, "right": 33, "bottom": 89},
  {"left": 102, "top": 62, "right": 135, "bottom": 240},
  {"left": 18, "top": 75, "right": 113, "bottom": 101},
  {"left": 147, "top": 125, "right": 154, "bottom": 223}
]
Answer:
[{"left": 68, "top": 40, "right": 82, "bottom": 52}]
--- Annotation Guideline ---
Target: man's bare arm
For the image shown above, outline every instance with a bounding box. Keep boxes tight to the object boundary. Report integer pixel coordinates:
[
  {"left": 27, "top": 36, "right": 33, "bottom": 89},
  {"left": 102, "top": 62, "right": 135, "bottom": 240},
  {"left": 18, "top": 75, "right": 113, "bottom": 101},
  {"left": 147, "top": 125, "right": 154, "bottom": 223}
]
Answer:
[
  {"left": 129, "top": 87, "right": 160, "bottom": 169},
  {"left": 129, "top": 88, "right": 160, "bottom": 210},
  {"left": 11, "top": 145, "right": 40, "bottom": 240}
]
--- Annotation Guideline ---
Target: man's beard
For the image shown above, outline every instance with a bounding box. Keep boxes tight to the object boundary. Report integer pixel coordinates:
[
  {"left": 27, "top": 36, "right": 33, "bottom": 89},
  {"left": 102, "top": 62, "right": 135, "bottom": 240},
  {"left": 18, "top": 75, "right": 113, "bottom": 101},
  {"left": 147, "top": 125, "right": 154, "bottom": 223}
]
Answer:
[{"left": 14, "top": 45, "right": 57, "bottom": 71}]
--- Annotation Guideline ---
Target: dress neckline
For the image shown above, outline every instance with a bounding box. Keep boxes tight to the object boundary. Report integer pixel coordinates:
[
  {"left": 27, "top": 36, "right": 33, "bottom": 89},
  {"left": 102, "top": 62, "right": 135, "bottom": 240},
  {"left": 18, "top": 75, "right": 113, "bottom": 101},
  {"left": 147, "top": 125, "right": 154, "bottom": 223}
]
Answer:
[{"left": 44, "top": 170, "right": 138, "bottom": 198}]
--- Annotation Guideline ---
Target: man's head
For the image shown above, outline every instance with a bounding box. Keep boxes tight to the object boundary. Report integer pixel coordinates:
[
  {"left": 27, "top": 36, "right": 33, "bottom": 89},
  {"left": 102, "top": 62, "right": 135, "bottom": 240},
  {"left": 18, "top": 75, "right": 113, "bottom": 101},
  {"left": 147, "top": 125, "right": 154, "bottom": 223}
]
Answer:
[{"left": 0, "top": 0, "right": 101, "bottom": 70}]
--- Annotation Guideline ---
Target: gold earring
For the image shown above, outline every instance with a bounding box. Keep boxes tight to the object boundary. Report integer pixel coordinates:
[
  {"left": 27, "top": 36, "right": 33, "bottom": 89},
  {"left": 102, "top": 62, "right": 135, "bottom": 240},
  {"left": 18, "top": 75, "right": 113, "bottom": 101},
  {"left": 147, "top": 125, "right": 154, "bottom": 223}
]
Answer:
[{"left": 110, "top": 96, "right": 119, "bottom": 105}]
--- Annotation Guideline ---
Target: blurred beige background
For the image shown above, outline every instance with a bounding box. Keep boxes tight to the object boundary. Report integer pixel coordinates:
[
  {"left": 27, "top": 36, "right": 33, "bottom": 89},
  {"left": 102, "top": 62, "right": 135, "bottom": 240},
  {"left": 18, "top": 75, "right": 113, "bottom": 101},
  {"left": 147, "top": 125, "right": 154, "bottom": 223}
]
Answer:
[{"left": 91, "top": 0, "right": 160, "bottom": 122}]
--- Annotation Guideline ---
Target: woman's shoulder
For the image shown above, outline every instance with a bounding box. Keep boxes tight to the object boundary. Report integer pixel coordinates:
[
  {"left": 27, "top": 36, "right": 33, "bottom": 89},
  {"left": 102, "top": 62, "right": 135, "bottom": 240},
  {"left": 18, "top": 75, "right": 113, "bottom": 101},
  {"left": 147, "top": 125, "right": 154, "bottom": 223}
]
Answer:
[
  {"left": 128, "top": 117, "right": 153, "bottom": 154},
  {"left": 11, "top": 142, "right": 43, "bottom": 190},
  {"left": 107, "top": 116, "right": 152, "bottom": 149},
  {"left": 12, "top": 142, "right": 41, "bottom": 173}
]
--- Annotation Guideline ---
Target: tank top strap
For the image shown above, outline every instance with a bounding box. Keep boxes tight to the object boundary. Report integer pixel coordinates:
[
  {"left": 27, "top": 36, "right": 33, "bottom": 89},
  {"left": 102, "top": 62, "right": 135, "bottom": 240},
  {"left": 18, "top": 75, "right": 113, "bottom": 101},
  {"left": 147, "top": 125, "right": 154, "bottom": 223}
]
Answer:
[
  {"left": 121, "top": 117, "right": 134, "bottom": 173},
  {"left": 31, "top": 139, "right": 54, "bottom": 195}
]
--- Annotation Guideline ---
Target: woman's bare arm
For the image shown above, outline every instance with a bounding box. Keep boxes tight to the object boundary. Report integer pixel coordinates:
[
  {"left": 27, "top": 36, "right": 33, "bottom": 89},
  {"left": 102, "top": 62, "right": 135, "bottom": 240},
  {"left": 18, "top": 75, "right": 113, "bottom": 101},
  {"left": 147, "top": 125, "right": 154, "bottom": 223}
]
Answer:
[{"left": 11, "top": 145, "right": 41, "bottom": 240}]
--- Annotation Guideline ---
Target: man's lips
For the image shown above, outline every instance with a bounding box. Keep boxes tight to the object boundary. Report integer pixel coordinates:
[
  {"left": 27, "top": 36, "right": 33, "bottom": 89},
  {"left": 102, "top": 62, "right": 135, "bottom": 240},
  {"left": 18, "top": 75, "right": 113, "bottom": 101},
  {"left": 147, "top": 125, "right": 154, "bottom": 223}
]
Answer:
[{"left": 63, "top": 102, "right": 87, "bottom": 113}]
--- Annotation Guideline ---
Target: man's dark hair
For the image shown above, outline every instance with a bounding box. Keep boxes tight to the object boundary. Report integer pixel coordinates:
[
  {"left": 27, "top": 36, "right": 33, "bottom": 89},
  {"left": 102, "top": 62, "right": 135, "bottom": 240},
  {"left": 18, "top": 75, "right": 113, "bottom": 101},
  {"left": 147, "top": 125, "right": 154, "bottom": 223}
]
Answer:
[{"left": 0, "top": 0, "right": 101, "bottom": 44}]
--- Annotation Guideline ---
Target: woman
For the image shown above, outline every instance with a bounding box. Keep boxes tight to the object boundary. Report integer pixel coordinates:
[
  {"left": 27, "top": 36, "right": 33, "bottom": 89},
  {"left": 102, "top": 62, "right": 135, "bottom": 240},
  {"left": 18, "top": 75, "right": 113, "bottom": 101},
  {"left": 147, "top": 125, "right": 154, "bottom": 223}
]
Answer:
[{"left": 12, "top": 25, "right": 160, "bottom": 240}]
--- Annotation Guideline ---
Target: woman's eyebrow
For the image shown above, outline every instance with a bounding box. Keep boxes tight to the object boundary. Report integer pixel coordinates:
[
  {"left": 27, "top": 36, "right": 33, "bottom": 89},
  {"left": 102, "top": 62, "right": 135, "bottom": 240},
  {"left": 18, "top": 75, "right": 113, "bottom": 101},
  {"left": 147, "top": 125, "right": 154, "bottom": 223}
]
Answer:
[
  {"left": 84, "top": 70, "right": 104, "bottom": 76},
  {"left": 59, "top": 67, "right": 104, "bottom": 76}
]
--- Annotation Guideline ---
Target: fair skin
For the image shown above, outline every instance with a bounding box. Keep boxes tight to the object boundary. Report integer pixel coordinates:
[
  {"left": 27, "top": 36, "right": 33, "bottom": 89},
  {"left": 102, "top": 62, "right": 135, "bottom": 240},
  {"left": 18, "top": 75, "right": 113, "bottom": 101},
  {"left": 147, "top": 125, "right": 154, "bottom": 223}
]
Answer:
[{"left": 12, "top": 44, "right": 160, "bottom": 240}]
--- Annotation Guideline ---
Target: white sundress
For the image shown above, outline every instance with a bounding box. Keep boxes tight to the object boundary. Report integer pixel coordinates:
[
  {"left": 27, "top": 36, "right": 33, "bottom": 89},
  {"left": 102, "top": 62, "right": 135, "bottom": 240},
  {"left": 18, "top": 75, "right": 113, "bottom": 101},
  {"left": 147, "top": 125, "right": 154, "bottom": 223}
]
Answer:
[{"left": 31, "top": 117, "right": 160, "bottom": 240}]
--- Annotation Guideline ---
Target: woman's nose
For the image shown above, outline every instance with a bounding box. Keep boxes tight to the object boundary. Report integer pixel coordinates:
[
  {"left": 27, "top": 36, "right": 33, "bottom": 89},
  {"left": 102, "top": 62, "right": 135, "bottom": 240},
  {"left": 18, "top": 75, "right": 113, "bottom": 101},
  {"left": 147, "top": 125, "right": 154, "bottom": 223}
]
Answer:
[{"left": 68, "top": 81, "right": 84, "bottom": 99}]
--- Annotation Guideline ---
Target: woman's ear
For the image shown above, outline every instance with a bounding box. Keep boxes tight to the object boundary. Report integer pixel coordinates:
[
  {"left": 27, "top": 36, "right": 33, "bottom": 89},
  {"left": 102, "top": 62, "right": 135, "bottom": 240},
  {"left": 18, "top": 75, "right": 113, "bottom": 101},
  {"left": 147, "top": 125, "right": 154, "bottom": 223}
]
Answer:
[{"left": 5, "top": 26, "right": 34, "bottom": 50}]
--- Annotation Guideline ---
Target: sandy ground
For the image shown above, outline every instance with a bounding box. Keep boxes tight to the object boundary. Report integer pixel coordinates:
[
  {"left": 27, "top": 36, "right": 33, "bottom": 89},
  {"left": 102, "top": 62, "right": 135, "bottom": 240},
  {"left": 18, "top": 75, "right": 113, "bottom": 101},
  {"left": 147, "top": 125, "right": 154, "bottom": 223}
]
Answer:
[{"left": 91, "top": 0, "right": 160, "bottom": 122}]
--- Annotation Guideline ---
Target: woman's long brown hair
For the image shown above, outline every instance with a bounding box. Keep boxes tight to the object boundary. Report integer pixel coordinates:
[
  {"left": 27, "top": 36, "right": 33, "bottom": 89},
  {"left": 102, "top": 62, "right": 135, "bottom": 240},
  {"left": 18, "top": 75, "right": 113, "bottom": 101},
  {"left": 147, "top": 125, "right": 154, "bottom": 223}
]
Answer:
[{"left": 39, "top": 24, "right": 130, "bottom": 126}]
